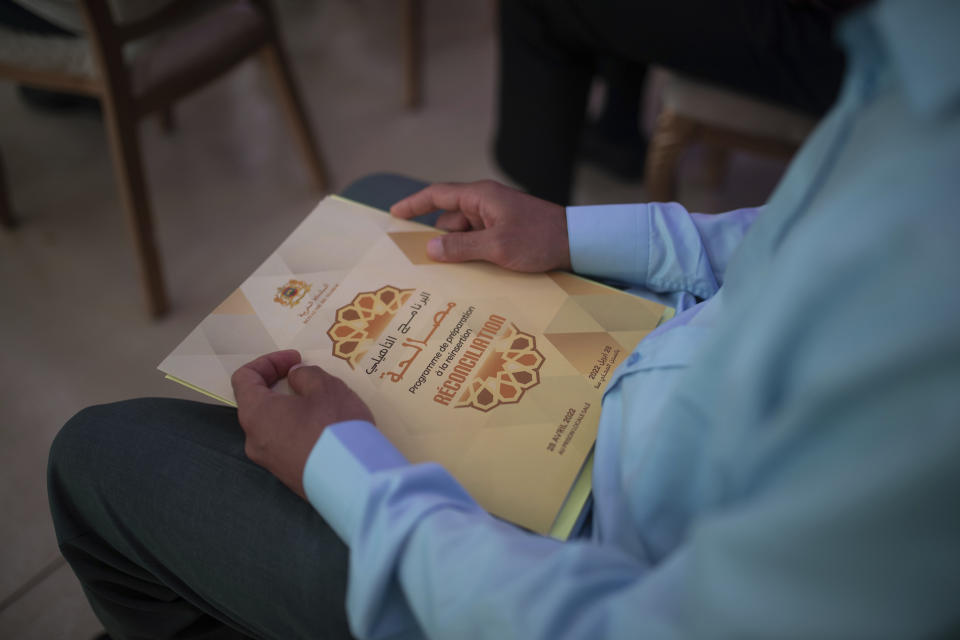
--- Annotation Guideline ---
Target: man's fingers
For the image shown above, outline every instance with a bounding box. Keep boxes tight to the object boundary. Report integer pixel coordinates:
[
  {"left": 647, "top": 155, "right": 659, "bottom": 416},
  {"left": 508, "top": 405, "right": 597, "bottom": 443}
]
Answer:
[
  {"left": 287, "top": 365, "right": 336, "bottom": 397},
  {"left": 231, "top": 350, "right": 302, "bottom": 406},
  {"left": 389, "top": 185, "right": 435, "bottom": 219},
  {"left": 427, "top": 229, "right": 496, "bottom": 263},
  {"left": 390, "top": 182, "right": 496, "bottom": 223},
  {"left": 391, "top": 183, "right": 461, "bottom": 219},
  {"left": 434, "top": 211, "right": 472, "bottom": 232}
]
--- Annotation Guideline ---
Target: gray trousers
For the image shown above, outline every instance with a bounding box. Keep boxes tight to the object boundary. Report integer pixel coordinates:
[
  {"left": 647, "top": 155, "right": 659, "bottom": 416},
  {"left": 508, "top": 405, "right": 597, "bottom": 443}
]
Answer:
[{"left": 48, "top": 174, "right": 431, "bottom": 640}]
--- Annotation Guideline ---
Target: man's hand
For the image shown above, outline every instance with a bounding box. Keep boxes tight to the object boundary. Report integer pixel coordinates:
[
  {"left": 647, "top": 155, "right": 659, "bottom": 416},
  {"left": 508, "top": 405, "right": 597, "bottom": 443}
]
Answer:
[
  {"left": 231, "top": 350, "right": 374, "bottom": 499},
  {"left": 390, "top": 180, "right": 572, "bottom": 272}
]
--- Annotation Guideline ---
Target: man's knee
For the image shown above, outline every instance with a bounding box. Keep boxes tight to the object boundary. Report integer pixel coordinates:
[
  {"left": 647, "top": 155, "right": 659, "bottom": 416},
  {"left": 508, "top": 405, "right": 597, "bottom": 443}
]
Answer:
[
  {"left": 49, "top": 398, "right": 189, "bottom": 494},
  {"left": 48, "top": 401, "right": 136, "bottom": 542},
  {"left": 52, "top": 402, "right": 116, "bottom": 472},
  {"left": 50, "top": 398, "right": 244, "bottom": 491},
  {"left": 50, "top": 400, "right": 148, "bottom": 470}
]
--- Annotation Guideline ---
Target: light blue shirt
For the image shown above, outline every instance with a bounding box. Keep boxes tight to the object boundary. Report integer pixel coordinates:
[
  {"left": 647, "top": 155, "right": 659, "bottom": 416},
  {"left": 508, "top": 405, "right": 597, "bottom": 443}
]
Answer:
[{"left": 304, "top": 2, "right": 960, "bottom": 637}]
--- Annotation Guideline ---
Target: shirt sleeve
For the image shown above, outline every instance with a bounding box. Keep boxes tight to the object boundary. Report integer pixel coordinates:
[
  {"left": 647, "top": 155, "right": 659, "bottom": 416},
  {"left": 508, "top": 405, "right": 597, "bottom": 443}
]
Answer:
[
  {"left": 305, "top": 354, "right": 960, "bottom": 640},
  {"left": 303, "top": 421, "right": 685, "bottom": 640},
  {"left": 566, "top": 203, "right": 760, "bottom": 298}
]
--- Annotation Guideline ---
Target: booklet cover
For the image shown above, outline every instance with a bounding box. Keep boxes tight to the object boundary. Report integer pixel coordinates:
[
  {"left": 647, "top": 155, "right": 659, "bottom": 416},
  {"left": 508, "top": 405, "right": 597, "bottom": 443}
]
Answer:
[{"left": 159, "top": 196, "right": 671, "bottom": 537}]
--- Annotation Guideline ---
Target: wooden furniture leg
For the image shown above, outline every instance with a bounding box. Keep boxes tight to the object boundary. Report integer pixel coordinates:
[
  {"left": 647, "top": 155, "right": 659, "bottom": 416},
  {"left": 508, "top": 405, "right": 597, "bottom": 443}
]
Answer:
[
  {"left": 102, "top": 97, "right": 170, "bottom": 316},
  {"left": 643, "top": 108, "right": 697, "bottom": 203},
  {"left": 0, "top": 151, "right": 17, "bottom": 229},
  {"left": 402, "top": 0, "right": 421, "bottom": 109},
  {"left": 81, "top": 0, "right": 168, "bottom": 316},
  {"left": 259, "top": 42, "right": 328, "bottom": 192},
  {"left": 704, "top": 144, "right": 730, "bottom": 190}
]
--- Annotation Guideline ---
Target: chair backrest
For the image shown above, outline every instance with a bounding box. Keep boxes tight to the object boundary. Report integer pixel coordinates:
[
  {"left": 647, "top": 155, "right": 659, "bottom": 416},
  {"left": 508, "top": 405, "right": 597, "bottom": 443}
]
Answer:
[
  {"left": 84, "top": 0, "right": 205, "bottom": 43},
  {"left": 79, "top": 0, "right": 269, "bottom": 109}
]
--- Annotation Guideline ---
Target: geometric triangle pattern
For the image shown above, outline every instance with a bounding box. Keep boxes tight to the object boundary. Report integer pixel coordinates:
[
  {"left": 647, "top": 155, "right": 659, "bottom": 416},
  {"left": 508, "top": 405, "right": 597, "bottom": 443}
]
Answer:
[
  {"left": 388, "top": 231, "right": 444, "bottom": 265},
  {"left": 201, "top": 314, "right": 279, "bottom": 356},
  {"left": 280, "top": 232, "right": 374, "bottom": 272},
  {"left": 172, "top": 326, "right": 217, "bottom": 356},
  {"left": 213, "top": 288, "right": 256, "bottom": 315},
  {"left": 544, "top": 297, "right": 605, "bottom": 334},
  {"left": 538, "top": 275, "right": 666, "bottom": 391},
  {"left": 543, "top": 332, "right": 624, "bottom": 384},
  {"left": 547, "top": 271, "right": 614, "bottom": 296},
  {"left": 573, "top": 293, "right": 664, "bottom": 331}
]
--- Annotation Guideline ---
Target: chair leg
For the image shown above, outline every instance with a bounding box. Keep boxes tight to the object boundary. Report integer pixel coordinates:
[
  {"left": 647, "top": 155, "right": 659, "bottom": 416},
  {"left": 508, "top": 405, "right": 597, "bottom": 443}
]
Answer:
[
  {"left": 259, "top": 42, "right": 328, "bottom": 192},
  {"left": 643, "top": 108, "right": 697, "bottom": 203},
  {"left": 703, "top": 144, "right": 730, "bottom": 190},
  {"left": 0, "top": 151, "right": 17, "bottom": 229},
  {"left": 101, "top": 99, "right": 169, "bottom": 317},
  {"left": 402, "top": 0, "right": 421, "bottom": 109}
]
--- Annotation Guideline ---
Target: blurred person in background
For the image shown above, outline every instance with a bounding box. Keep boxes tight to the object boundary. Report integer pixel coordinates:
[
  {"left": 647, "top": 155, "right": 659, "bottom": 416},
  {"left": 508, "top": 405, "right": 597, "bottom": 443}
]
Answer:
[
  {"left": 495, "top": 0, "right": 851, "bottom": 205},
  {"left": 48, "top": 0, "right": 959, "bottom": 638}
]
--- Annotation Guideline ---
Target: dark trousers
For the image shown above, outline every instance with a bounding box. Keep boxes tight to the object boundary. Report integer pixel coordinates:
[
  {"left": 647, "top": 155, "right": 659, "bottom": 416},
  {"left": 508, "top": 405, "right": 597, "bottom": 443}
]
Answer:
[
  {"left": 495, "top": 0, "right": 846, "bottom": 204},
  {"left": 48, "top": 174, "right": 429, "bottom": 640}
]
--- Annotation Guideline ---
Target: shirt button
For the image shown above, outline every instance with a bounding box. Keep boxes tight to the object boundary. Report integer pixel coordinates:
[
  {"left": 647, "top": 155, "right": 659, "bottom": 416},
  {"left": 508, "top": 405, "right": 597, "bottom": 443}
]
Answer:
[{"left": 626, "top": 353, "right": 640, "bottom": 366}]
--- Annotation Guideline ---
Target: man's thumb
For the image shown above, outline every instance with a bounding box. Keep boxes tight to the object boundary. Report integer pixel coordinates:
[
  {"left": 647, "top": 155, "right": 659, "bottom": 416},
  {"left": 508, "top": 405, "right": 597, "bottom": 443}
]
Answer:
[
  {"left": 427, "top": 231, "right": 491, "bottom": 263},
  {"left": 287, "top": 365, "right": 329, "bottom": 396}
]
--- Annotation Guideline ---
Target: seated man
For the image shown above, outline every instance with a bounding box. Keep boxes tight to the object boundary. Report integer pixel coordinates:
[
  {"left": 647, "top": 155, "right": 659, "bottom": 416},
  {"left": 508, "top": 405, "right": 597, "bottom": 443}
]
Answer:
[{"left": 48, "top": 1, "right": 959, "bottom": 638}]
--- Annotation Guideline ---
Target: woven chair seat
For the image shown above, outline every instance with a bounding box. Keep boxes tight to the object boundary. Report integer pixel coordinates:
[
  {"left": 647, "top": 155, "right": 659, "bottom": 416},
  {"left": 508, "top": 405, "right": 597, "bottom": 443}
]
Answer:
[
  {"left": 0, "top": 0, "right": 265, "bottom": 107},
  {"left": 0, "top": 28, "right": 95, "bottom": 78}
]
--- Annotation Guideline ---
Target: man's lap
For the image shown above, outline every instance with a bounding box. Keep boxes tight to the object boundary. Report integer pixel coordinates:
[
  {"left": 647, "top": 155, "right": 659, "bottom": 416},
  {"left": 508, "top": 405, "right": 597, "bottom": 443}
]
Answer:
[{"left": 48, "top": 398, "right": 353, "bottom": 639}]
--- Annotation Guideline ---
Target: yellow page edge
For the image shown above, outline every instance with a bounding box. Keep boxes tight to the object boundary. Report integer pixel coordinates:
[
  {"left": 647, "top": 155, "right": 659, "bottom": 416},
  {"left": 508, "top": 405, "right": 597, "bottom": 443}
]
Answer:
[
  {"left": 548, "top": 451, "right": 594, "bottom": 540},
  {"left": 165, "top": 375, "right": 236, "bottom": 407}
]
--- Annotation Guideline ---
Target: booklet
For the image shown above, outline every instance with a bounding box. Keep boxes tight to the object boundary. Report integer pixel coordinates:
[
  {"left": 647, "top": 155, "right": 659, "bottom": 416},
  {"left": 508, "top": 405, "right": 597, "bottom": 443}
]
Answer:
[{"left": 159, "top": 196, "right": 671, "bottom": 538}]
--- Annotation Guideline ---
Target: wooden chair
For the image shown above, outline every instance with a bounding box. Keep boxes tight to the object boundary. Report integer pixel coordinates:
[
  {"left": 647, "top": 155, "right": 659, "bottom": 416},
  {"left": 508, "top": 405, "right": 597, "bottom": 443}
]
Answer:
[
  {"left": 0, "top": 0, "right": 328, "bottom": 317},
  {"left": 644, "top": 70, "right": 817, "bottom": 203}
]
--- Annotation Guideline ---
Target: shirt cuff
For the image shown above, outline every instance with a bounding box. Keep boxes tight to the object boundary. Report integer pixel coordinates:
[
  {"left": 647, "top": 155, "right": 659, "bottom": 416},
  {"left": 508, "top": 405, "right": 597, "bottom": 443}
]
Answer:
[
  {"left": 567, "top": 204, "right": 650, "bottom": 284},
  {"left": 303, "top": 420, "right": 409, "bottom": 544}
]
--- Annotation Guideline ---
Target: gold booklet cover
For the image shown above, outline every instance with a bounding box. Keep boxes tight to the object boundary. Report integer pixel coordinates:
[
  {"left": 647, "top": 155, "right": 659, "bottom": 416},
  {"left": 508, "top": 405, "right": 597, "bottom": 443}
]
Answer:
[{"left": 159, "top": 196, "right": 670, "bottom": 537}]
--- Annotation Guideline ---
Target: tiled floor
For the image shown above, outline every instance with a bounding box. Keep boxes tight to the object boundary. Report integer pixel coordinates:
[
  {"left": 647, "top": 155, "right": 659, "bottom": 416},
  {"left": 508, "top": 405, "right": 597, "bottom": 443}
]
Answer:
[{"left": 0, "top": 1, "right": 787, "bottom": 636}]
